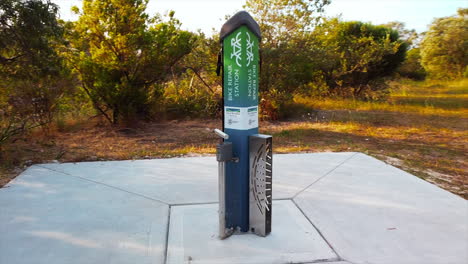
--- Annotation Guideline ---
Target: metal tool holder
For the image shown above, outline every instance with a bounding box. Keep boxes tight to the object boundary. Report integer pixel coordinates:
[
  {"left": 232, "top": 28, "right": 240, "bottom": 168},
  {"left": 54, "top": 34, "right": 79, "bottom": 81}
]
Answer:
[{"left": 249, "top": 134, "right": 273, "bottom": 236}]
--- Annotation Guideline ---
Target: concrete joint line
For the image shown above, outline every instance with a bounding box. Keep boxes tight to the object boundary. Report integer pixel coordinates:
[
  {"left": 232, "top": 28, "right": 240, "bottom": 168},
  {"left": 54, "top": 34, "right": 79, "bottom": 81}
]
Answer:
[
  {"left": 163, "top": 205, "right": 171, "bottom": 264},
  {"left": 170, "top": 197, "right": 293, "bottom": 207},
  {"left": 345, "top": 261, "right": 361, "bottom": 264},
  {"left": 35, "top": 164, "right": 170, "bottom": 206},
  {"left": 291, "top": 198, "right": 343, "bottom": 262},
  {"left": 301, "top": 260, "right": 350, "bottom": 264},
  {"left": 170, "top": 201, "right": 218, "bottom": 206},
  {"left": 293, "top": 153, "right": 359, "bottom": 199},
  {"left": 163, "top": 199, "right": 346, "bottom": 264}
]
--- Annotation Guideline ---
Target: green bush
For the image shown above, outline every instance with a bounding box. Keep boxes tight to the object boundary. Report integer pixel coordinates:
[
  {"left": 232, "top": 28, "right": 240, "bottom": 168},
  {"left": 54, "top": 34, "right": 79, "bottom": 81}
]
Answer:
[
  {"left": 65, "top": 1, "right": 197, "bottom": 125},
  {"left": 165, "top": 80, "right": 221, "bottom": 118},
  {"left": 310, "top": 19, "right": 408, "bottom": 98},
  {"left": 397, "top": 48, "right": 426, "bottom": 80}
]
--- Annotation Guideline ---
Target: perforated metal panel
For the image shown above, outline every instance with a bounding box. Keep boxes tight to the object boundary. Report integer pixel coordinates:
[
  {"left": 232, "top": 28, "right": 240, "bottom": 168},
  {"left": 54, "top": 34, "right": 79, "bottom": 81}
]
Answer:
[{"left": 249, "top": 134, "right": 272, "bottom": 236}]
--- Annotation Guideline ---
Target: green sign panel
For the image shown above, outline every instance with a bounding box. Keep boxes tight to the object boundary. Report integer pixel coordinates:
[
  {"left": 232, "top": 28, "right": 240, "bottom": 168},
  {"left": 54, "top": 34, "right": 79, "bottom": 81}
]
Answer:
[{"left": 223, "top": 25, "right": 259, "bottom": 130}]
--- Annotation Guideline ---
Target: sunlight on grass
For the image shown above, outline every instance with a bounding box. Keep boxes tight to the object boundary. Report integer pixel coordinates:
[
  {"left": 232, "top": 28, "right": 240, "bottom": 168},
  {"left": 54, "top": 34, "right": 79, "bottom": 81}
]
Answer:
[
  {"left": 391, "top": 79, "right": 468, "bottom": 96},
  {"left": 128, "top": 145, "right": 215, "bottom": 158},
  {"left": 294, "top": 79, "right": 468, "bottom": 117},
  {"left": 295, "top": 96, "right": 467, "bottom": 117},
  {"left": 269, "top": 121, "right": 466, "bottom": 143}
]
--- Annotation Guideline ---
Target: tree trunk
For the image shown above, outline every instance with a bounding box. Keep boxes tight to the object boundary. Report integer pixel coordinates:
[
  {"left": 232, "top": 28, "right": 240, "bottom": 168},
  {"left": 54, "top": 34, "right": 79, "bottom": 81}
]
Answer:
[{"left": 113, "top": 107, "right": 119, "bottom": 125}]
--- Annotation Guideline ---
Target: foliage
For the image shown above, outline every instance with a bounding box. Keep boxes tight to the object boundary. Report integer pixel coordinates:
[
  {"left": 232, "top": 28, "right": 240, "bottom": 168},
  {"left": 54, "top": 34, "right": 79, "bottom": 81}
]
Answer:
[
  {"left": 310, "top": 18, "right": 408, "bottom": 99},
  {"left": 382, "top": 21, "right": 419, "bottom": 47},
  {"left": 397, "top": 48, "right": 426, "bottom": 80},
  {"left": 243, "top": 1, "right": 406, "bottom": 118},
  {"left": 244, "top": 0, "right": 330, "bottom": 118},
  {"left": 0, "top": 0, "right": 460, "bottom": 129},
  {"left": 0, "top": 0, "right": 69, "bottom": 145},
  {"left": 420, "top": 8, "right": 468, "bottom": 80},
  {"left": 65, "top": 0, "right": 197, "bottom": 125},
  {"left": 245, "top": 0, "right": 330, "bottom": 43},
  {"left": 164, "top": 33, "right": 222, "bottom": 118},
  {"left": 164, "top": 75, "right": 220, "bottom": 118}
]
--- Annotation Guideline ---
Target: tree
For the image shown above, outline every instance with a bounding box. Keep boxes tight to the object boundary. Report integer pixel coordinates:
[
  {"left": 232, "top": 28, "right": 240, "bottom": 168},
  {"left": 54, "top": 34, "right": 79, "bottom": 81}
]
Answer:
[
  {"left": 420, "top": 8, "right": 468, "bottom": 80},
  {"left": 245, "top": 0, "right": 330, "bottom": 45},
  {"left": 66, "top": 0, "right": 196, "bottom": 125},
  {"left": 161, "top": 32, "right": 222, "bottom": 118},
  {"left": 397, "top": 48, "right": 426, "bottom": 80},
  {"left": 0, "top": 0, "right": 68, "bottom": 145},
  {"left": 383, "top": 21, "right": 419, "bottom": 47},
  {"left": 244, "top": 0, "right": 330, "bottom": 117},
  {"left": 311, "top": 18, "right": 408, "bottom": 98}
]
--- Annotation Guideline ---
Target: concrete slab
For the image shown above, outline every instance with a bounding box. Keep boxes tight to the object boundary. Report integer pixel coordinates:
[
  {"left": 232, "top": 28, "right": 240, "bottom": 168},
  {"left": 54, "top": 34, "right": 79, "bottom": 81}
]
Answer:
[
  {"left": 0, "top": 166, "right": 169, "bottom": 264},
  {"left": 273, "top": 152, "right": 355, "bottom": 199},
  {"left": 39, "top": 153, "right": 355, "bottom": 204},
  {"left": 294, "top": 153, "right": 468, "bottom": 264},
  {"left": 1, "top": 153, "right": 466, "bottom": 264},
  {"left": 40, "top": 157, "right": 219, "bottom": 204},
  {"left": 166, "top": 200, "right": 338, "bottom": 264}
]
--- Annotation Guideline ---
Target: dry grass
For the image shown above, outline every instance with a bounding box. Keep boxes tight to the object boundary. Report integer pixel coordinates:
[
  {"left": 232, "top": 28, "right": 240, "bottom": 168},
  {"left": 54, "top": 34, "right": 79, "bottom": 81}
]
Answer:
[
  {"left": 1, "top": 80, "right": 467, "bottom": 198},
  {"left": 272, "top": 79, "right": 468, "bottom": 197},
  {"left": 263, "top": 118, "right": 466, "bottom": 197},
  {"left": 295, "top": 80, "right": 468, "bottom": 117}
]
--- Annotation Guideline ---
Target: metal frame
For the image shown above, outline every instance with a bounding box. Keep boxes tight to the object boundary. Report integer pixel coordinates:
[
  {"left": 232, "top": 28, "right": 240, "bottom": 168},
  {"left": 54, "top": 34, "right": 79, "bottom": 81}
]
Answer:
[
  {"left": 249, "top": 134, "right": 273, "bottom": 236},
  {"left": 214, "top": 130, "right": 235, "bottom": 239}
]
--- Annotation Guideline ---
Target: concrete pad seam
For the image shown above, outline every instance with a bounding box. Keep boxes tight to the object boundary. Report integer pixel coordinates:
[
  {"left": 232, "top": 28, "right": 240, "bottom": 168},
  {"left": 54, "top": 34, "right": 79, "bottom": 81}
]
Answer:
[
  {"left": 305, "top": 261, "right": 358, "bottom": 264},
  {"left": 301, "top": 260, "right": 352, "bottom": 264},
  {"left": 170, "top": 198, "right": 293, "bottom": 207},
  {"left": 170, "top": 201, "right": 218, "bottom": 206},
  {"left": 35, "top": 164, "right": 170, "bottom": 206},
  {"left": 295, "top": 259, "right": 345, "bottom": 264},
  {"left": 163, "top": 205, "right": 171, "bottom": 264},
  {"left": 271, "top": 197, "right": 291, "bottom": 201},
  {"left": 291, "top": 199, "right": 343, "bottom": 262},
  {"left": 343, "top": 261, "right": 360, "bottom": 264},
  {"left": 292, "top": 153, "right": 359, "bottom": 199}
]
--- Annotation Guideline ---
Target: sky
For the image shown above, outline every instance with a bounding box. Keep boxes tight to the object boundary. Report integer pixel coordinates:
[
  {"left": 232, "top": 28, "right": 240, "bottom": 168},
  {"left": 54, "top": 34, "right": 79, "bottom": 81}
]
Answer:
[{"left": 53, "top": 0, "right": 466, "bottom": 34}]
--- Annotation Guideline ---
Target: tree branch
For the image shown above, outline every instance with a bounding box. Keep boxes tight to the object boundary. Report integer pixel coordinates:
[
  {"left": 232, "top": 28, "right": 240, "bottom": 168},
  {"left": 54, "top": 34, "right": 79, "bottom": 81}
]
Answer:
[
  {"left": 80, "top": 83, "right": 113, "bottom": 124},
  {"left": 185, "top": 67, "right": 215, "bottom": 94},
  {"left": 0, "top": 54, "right": 24, "bottom": 64}
]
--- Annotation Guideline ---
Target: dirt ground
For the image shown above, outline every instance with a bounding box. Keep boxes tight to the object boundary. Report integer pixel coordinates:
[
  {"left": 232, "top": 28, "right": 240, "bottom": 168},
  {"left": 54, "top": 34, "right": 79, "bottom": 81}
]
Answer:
[{"left": 1, "top": 113, "right": 466, "bottom": 198}]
